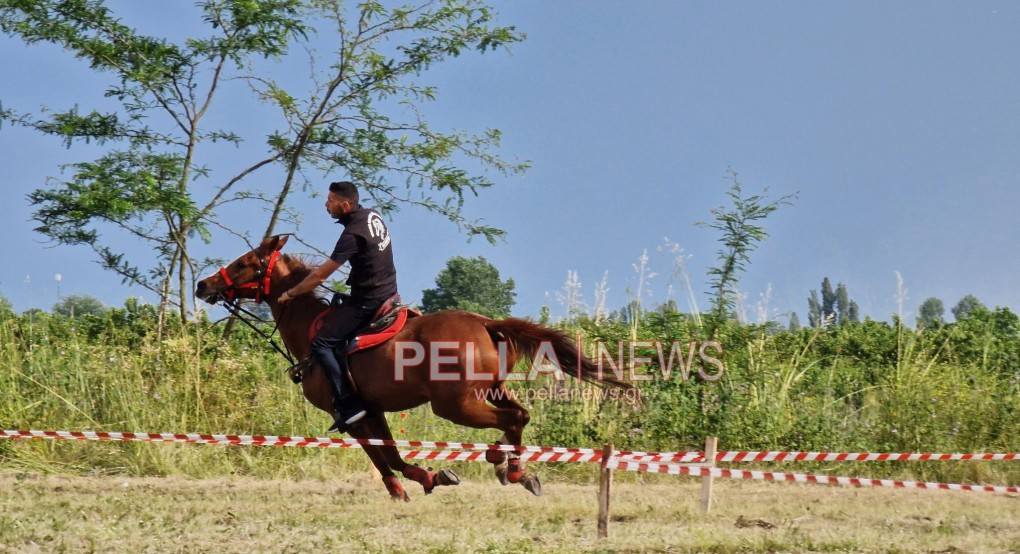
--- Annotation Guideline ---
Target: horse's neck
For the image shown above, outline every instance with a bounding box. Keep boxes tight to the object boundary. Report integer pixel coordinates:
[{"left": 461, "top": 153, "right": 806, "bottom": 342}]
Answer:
[{"left": 267, "top": 259, "right": 325, "bottom": 361}]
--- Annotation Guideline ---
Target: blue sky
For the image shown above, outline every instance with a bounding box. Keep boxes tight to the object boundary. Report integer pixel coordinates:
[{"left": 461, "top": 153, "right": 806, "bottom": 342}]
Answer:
[{"left": 2, "top": 1, "right": 1019, "bottom": 325}]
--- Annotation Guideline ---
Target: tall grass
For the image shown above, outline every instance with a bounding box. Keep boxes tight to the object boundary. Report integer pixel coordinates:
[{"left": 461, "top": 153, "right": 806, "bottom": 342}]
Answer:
[{"left": 2, "top": 303, "right": 1018, "bottom": 485}]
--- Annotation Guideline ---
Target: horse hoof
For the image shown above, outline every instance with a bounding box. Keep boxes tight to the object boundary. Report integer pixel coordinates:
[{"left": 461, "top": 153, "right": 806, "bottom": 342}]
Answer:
[
  {"left": 522, "top": 474, "right": 543, "bottom": 496},
  {"left": 384, "top": 475, "right": 410, "bottom": 502},
  {"left": 494, "top": 460, "right": 510, "bottom": 486},
  {"left": 436, "top": 468, "right": 460, "bottom": 487}
]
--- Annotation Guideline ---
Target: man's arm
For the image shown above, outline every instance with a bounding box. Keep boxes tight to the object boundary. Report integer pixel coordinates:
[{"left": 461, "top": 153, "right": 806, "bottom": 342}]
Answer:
[{"left": 279, "top": 258, "right": 340, "bottom": 303}]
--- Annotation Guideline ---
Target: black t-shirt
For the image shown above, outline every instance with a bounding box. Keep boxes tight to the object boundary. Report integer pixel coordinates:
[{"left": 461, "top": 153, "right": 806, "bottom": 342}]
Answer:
[{"left": 330, "top": 206, "right": 398, "bottom": 300}]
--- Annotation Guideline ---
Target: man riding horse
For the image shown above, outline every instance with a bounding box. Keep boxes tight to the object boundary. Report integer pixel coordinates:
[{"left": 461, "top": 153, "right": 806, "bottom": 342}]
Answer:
[{"left": 197, "top": 184, "right": 631, "bottom": 499}]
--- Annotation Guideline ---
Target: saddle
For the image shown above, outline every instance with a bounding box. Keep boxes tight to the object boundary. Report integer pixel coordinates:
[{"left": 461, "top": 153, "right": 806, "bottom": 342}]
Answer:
[
  {"left": 344, "top": 295, "right": 421, "bottom": 354},
  {"left": 291, "top": 294, "right": 421, "bottom": 384}
]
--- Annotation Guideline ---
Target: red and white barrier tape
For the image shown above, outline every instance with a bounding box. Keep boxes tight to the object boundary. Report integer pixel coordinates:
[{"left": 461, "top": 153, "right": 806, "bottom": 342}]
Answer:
[
  {"left": 4, "top": 430, "right": 1016, "bottom": 493},
  {"left": 399, "top": 449, "right": 603, "bottom": 463},
  {"left": 0, "top": 429, "right": 581, "bottom": 454},
  {"left": 606, "top": 459, "right": 1020, "bottom": 494},
  {"left": 713, "top": 451, "right": 1018, "bottom": 462},
  {"left": 2, "top": 430, "right": 1017, "bottom": 464}
]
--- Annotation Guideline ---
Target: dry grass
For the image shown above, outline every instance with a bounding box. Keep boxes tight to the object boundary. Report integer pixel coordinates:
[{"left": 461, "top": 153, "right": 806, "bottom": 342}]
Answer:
[{"left": 1, "top": 470, "right": 1017, "bottom": 553}]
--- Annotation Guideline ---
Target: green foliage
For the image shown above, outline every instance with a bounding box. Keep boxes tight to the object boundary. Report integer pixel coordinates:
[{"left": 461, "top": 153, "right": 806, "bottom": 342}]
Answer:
[
  {"left": 52, "top": 294, "right": 105, "bottom": 318},
  {"left": 256, "top": 0, "right": 528, "bottom": 244},
  {"left": 1, "top": 0, "right": 526, "bottom": 324},
  {"left": 421, "top": 256, "right": 516, "bottom": 318},
  {"left": 787, "top": 311, "right": 800, "bottom": 332},
  {"left": 807, "top": 278, "right": 859, "bottom": 327},
  {"left": 2, "top": 296, "right": 1018, "bottom": 484},
  {"left": 917, "top": 297, "right": 945, "bottom": 329},
  {"left": 698, "top": 171, "right": 795, "bottom": 337},
  {"left": 952, "top": 294, "right": 985, "bottom": 321}
]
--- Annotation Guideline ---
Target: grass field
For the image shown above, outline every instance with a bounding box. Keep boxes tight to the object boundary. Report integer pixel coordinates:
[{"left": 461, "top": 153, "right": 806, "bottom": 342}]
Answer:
[{"left": 1, "top": 470, "right": 1017, "bottom": 553}]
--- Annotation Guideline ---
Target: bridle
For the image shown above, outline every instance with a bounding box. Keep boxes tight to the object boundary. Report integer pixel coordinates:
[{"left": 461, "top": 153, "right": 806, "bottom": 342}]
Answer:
[
  {"left": 217, "top": 250, "right": 281, "bottom": 303},
  {"left": 214, "top": 249, "right": 295, "bottom": 364}
]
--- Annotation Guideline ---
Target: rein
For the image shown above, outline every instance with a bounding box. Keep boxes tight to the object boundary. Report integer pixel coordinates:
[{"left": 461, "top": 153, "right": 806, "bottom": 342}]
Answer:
[
  {"left": 220, "top": 299, "right": 295, "bottom": 365},
  {"left": 213, "top": 249, "right": 338, "bottom": 367}
]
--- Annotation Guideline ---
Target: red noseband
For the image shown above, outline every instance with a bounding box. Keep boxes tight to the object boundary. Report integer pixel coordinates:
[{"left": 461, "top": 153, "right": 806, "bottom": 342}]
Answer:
[{"left": 218, "top": 250, "right": 281, "bottom": 303}]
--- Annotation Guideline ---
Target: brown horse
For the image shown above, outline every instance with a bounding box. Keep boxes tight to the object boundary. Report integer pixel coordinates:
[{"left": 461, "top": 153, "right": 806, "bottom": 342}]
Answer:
[{"left": 196, "top": 235, "right": 628, "bottom": 500}]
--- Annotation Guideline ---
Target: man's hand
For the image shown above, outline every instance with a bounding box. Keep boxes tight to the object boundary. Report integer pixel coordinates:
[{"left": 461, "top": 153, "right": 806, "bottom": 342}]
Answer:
[{"left": 279, "top": 290, "right": 295, "bottom": 304}]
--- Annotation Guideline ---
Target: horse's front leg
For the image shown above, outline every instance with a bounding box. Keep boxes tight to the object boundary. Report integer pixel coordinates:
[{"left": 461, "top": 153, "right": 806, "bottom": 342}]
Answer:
[
  {"left": 349, "top": 418, "right": 410, "bottom": 502},
  {"left": 357, "top": 414, "right": 460, "bottom": 495}
]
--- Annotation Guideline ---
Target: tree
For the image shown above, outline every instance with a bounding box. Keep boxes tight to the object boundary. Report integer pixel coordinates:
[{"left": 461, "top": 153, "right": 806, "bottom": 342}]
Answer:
[
  {"left": 698, "top": 171, "right": 795, "bottom": 337},
  {"left": 836, "top": 283, "right": 850, "bottom": 322},
  {"left": 2, "top": 1, "right": 525, "bottom": 326},
  {"left": 53, "top": 294, "right": 104, "bottom": 318},
  {"left": 656, "top": 299, "right": 679, "bottom": 315},
  {"left": 952, "top": 294, "right": 985, "bottom": 321},
  {"left": 421, "top": 256, "right": 515, "bottom": 318},
  {"left": 788, "top": 311, "right": 801, "bottom": 332},
  {"left": 806, "top": 278, "right": 859, "bottom": 327},
  {"left": 807, "top": 290, "right": 821, "bottom": 328},
  {"left": 917, "top": 297, "right": 945, "bottom": 329},
  {"left": 847, "top": 301, "right": 859, "bottom": 323},
  {"left": 821, "top": 278, "right": 836, "bottom": 321}
]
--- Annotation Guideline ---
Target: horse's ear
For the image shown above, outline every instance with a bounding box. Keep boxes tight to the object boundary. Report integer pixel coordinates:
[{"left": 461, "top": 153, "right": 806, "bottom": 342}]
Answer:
[{"left": 256, "top": 235, "right": 289, "bottom": 255}]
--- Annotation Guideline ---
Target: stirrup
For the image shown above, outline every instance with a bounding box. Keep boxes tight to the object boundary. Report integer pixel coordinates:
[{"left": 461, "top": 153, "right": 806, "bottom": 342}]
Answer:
[{"left": 327, "top": 407, "right": 367, "bottom": 433}]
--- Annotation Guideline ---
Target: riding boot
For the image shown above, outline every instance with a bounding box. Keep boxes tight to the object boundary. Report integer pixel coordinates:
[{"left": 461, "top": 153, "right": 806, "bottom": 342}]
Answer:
[{"left": 325, "top": 349, "right": 368, "bottom": 433}]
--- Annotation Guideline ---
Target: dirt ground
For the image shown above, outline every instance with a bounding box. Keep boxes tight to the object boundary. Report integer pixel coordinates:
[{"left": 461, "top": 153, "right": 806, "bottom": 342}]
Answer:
[{"left": 1, "top": 470, "right": 1018, "bottom": 553}]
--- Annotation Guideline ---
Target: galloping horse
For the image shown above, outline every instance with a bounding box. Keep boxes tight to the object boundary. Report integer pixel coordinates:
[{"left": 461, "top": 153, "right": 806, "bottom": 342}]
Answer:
[{"left": 196, "top": 235, "right": 628, "bottom": 500}]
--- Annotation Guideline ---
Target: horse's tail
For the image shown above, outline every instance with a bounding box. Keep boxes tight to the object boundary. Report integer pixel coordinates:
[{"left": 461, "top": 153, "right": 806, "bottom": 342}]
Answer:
[{"left": 483, "top": 318, "right": 631, "bottom": 389}]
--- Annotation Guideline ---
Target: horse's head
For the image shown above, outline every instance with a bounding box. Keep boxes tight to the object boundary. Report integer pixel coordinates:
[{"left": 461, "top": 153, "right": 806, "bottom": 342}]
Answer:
[{"left": 196, "top": 235, "right": 289, "bottom": 304}]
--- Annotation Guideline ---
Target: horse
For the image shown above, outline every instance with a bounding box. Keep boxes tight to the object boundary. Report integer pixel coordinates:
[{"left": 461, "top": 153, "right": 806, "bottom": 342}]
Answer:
[{"left": 195, "top": 235, "right": 629, "bottom": 501}]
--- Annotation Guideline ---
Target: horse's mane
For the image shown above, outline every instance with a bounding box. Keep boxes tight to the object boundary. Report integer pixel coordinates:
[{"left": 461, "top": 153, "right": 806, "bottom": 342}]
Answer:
[{"left": 279, "top": 253, "right": 331, "bottom": 306}]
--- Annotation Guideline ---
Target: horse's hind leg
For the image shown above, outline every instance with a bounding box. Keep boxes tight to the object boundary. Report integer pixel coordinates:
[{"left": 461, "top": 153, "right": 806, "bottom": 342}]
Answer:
[
  {"left": 484, "top": 386, "right": 541, "bottom": 495},
  {"left": 432, "top": 391, "right": 542, "bottom": 496}
]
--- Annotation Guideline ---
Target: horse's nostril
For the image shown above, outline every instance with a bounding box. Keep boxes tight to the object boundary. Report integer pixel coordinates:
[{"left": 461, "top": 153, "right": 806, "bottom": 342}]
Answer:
[{"left": 196, "top": 281, "right": 206, "bottom": 293}]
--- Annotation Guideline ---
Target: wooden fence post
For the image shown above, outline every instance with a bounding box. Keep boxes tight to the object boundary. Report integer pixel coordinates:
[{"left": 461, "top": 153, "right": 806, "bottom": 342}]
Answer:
[
  {"left": 597, "top": 443, "right": 613, "bottom": 538},
  {"left": 700, "top": 435, "right": 717, "bottom": 513}
]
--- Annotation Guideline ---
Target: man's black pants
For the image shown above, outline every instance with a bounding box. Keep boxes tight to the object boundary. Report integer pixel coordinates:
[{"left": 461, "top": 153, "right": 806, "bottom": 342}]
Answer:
[{"left": 310, "top": 297, "right": 385, "bottom": 409}]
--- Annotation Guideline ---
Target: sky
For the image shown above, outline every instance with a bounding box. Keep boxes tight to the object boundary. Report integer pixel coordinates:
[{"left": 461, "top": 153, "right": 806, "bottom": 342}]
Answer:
[{"left": 2, "top": 1, "right": 1019, "bottom": 326}]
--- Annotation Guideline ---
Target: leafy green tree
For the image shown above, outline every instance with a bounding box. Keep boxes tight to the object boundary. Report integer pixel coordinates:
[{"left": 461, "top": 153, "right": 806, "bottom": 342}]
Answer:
[
  {"left": 952, "top": 294, "right": 985, "bottom": 321},
  {"left": 821, "top": 277, "right": 836, "bottom": 321},
  {"left": 788, "top": 311, "right": 801, "bottom": 332},
  {"left": 697, "top": 171, "right": 795, "bottom": 337},
  {"left": 946, "top": 305, "right": 1019, "bottom": 374},
  {"left": 807, "top": 290, "right": 821, "bottom": 328},
  {"left": 656, "top": 299, "right": 679, "bottom": 314},
  {"left": 421, "top": 256, "right": 516, "bottom": 318},
  {"left": 1, "top": 1, "right": 525, "bottom": 326},
  {"left": 53, "top": 294, "right": 104, "bottom": 318},
  {"left": 917, "top": 297, "right": 945, "bottom": 329},
  {"left": 836, "top": 283, "right": 851, "bottom": 322},
  {"left": 807, "top": 278, "right": 859, "bottom": 327},
  {"left": 847, "top": 300, "right": 859, "bottom": 323}
]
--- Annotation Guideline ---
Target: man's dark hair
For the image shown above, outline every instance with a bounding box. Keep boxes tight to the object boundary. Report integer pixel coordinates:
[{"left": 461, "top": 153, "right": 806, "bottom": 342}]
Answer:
[{"left": 328, "top": 181, "right": 359, "bottom": 203}]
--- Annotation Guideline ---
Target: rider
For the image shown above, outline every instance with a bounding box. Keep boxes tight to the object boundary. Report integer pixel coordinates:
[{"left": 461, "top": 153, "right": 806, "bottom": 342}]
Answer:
[{"left": 277, "top": 181, "right": 398, "bottom": 433}]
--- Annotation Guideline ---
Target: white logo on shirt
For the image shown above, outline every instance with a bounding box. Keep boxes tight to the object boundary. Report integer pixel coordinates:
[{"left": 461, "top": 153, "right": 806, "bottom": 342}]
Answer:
[{"left": 367, "top": 212, "right": 391, "bottom": 251}]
